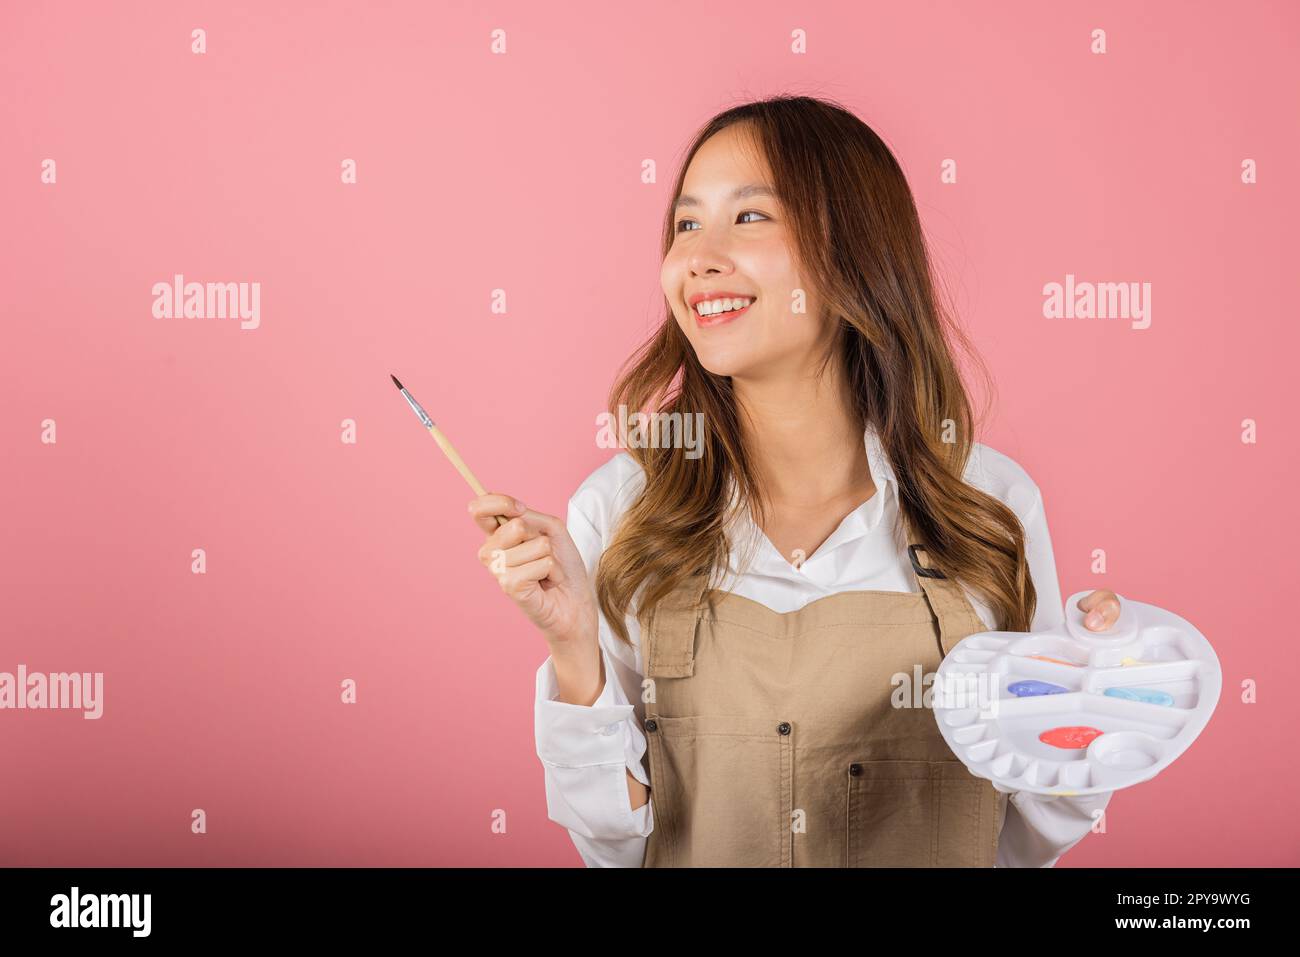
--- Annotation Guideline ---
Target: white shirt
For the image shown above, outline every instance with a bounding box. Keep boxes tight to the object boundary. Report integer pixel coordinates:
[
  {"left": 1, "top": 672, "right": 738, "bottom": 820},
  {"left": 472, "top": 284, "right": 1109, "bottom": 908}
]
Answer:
[{"left": 534, "top": 424, "right": 1113, "bottom": 867}]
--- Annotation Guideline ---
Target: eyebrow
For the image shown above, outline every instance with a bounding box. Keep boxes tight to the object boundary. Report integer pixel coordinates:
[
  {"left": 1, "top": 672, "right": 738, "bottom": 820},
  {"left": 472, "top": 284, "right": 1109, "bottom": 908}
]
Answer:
[{"left": 674, "top": 183, "right": 777, "bottom": 210}]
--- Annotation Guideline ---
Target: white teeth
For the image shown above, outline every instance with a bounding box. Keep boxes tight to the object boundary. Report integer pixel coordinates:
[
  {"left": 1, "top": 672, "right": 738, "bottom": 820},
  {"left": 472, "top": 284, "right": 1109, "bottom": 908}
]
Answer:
[{"left": 695, "top": 297, "right": 753, "bottom": 317}]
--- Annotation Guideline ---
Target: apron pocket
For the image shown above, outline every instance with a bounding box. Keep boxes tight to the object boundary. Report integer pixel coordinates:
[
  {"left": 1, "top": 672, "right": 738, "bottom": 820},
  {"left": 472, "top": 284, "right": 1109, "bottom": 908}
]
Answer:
[
  {"left": 645, "top": 713, "right": 790, "bottom": 867},
  {"left": 931, "top": 759, "right": 999, "bottom": 867},
  {"left": 844, "top": 759, "right": 997, "bottom": 867},
  {"left": 845, "top": 760, "right": 935, "bottom": 867}
]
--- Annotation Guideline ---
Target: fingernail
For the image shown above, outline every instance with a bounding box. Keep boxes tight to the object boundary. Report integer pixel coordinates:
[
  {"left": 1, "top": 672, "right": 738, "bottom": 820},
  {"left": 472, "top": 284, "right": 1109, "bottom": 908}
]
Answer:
[
  {"left": 515, "top": 501, "right": 527, "bottom": 513},
  {"left": 1086, "top": 611, "right": 1102, "bottom": 628}
]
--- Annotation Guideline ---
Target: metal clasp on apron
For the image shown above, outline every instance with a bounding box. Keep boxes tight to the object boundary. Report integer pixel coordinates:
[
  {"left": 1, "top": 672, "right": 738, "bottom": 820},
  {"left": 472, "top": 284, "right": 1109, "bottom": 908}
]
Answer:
[{"left": 908, "top": 543, "right": 947, "bottom": 580}]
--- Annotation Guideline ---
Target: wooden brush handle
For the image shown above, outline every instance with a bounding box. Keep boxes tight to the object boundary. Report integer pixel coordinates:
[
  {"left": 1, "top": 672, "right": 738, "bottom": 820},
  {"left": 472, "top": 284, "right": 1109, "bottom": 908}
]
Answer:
[{"left": 428, "top": 423, "right": 510, "bottom": 527}]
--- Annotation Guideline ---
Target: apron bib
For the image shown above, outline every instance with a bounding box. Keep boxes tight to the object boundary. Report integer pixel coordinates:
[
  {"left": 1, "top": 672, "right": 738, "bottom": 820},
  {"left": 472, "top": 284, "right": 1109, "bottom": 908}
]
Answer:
[{"left": 640, "top": 529, "right": 1008, "bottom": 867}]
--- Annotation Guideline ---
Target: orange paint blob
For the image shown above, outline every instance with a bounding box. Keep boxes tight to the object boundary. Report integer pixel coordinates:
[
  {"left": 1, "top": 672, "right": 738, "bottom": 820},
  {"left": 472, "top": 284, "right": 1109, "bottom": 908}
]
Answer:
[
  {"left": 1039, "top": 726, "right": 1104, "bottom": 749},
  {"left": 1029, "top": 654, "right": 1082, "bottom": 667}
]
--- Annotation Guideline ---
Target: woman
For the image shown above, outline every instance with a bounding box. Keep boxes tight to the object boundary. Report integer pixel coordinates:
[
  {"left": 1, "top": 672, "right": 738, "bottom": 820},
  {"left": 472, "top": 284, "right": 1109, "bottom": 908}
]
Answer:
[{"left": 469, "top": 95, "right": 1118, "bottom": 867}]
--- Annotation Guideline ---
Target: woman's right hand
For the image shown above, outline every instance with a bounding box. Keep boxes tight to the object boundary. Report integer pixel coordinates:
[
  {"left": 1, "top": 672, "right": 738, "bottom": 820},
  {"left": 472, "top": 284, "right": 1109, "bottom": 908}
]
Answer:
[{"left": 468, "top": 493, "right": 598, "bottom": 654}]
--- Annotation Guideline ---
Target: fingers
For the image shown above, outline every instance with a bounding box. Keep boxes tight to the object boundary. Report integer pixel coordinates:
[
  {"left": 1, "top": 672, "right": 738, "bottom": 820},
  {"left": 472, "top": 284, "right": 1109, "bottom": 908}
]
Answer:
[
  {"left": 474, "top": 511, "right": 569, "bottom": 590},
  {"left": 467, "top": 492, "right": 528, "bottom": 534},
  {"left": 469, "top": 495, "right": 563, "bottom": 539},
  {"left": 495, "top": 555, "right": 556, "bottom": 598},
  {"left": 478, "top": 531, "right": 552, "bottom": 572},
  {"left": 475, "top": 513, "right": 552, "bottom": 557},
  {"left": 476, "top": 516, "right": 531, "bottom": 566},
  {"left": 1077, "top": 590, "right": 1121, "bottom": 630}
]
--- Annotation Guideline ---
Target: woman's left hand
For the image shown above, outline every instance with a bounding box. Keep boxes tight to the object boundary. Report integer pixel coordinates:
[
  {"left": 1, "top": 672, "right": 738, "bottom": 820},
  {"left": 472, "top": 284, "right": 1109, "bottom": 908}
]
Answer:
[{"left": 1077, "top": 589, "right": 1121, "bottom": 630}]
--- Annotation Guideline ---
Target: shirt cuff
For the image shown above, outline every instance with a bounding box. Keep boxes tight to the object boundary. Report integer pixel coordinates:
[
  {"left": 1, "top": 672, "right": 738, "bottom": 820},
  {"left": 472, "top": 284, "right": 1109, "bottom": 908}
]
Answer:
[
  {"left": 533, "top": 647, "right": 654, "bottom": 843},
  {"left": 997, "top": 789, "right": 1113, "bottom": 867},
  {"left": 534, "top": 646, "right": 646, "bottom": 771}
]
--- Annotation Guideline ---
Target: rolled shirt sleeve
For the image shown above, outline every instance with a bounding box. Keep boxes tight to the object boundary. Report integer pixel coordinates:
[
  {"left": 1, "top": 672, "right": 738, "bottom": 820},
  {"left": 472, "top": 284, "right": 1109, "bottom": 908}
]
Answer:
[{"left": 533, "top": 647, "right": 654, "bottom": 865}]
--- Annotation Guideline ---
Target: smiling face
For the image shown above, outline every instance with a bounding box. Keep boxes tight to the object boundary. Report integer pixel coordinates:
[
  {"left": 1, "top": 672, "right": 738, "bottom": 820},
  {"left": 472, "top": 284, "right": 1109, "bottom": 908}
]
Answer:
[{"left": 661, "top": 123, "right": 830, "bottom": 381}]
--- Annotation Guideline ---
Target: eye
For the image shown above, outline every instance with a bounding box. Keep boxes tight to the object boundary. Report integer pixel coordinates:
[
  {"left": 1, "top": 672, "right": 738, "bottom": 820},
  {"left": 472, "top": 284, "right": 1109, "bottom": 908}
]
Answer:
[{"left": 674, "top": 209, "right": 770, "bottom": 233}]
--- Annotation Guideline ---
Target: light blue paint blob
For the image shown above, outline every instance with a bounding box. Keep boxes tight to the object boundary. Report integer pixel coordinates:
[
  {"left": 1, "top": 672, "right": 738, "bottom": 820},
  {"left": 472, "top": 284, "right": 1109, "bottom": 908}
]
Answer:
[
  {"left": 1008, "top": 679, "right": 1069, "bottom": 697},
  {"left": 1104, "top": 686, "right": 1174, "bottom": 706}
]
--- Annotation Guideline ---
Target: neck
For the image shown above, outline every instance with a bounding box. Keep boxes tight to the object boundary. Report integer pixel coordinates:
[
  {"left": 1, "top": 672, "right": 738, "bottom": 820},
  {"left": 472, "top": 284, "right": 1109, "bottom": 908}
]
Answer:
[{"left": 733, "top": 363, "right": 874, "bottom": 510}]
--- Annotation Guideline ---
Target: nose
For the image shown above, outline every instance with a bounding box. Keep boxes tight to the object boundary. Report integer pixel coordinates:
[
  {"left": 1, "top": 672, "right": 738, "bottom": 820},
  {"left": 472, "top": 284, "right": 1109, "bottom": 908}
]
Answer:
[
  {"left": 688, "top": 238, "right": 736, "bottom": 278},
  {"left": 686, "top": 252, "right": 738, "bottom": 278}
]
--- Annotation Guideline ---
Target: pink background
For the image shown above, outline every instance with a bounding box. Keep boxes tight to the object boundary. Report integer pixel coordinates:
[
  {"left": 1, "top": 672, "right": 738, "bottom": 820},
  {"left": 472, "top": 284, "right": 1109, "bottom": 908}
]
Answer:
[{"left": 2, "top": 0, "right": 1296, "bottom": 866}]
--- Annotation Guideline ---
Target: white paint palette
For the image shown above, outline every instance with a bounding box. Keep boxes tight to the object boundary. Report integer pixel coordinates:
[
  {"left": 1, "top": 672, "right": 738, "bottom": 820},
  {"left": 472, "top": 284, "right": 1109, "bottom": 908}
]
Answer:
[{"left": 932, "top": 591, "right": 1221, "bottom": 796}]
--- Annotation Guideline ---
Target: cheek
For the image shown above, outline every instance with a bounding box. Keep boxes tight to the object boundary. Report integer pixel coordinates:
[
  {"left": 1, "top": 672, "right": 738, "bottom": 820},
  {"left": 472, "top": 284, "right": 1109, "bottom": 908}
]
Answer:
[
  {"left": 659, "top": 249, "right": 685, "bottom": 300},
  {"left": 661, "top": 256, "right": 692, "bottom": 328}
]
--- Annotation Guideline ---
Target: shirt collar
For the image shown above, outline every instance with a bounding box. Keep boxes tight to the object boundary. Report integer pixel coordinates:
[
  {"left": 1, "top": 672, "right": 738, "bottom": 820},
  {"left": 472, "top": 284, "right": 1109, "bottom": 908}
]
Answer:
[
  {"left": 721, "top": 422, "right": 900, "bottom": 577},
  {"left": 863, "top": 421, "right": 898, "bottom": 514},
  {"left": 818, "top": 420, "right": 897, "bottom": 543}
]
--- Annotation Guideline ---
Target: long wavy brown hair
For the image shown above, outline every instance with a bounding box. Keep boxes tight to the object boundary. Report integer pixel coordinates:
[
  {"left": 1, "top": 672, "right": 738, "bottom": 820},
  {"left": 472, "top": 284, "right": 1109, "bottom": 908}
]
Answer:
[{"left": 594, "top": 94, "right": 1036, "bottom": 645}]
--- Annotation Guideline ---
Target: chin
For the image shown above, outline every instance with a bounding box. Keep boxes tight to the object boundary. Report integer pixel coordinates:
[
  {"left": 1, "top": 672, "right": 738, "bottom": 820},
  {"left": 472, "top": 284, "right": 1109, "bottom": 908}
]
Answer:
[
  {"left": 691, "top": 348, "right": 754, "bottom": 378},
  {"left": 677, "top": 319, "right": 760, "bottom": 378}
]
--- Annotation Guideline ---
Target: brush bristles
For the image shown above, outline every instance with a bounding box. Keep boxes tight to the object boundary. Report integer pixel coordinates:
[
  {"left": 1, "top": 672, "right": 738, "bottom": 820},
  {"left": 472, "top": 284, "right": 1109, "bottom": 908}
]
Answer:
[{"left": 390, "top": 373, "right": 404, "bottom": 391}]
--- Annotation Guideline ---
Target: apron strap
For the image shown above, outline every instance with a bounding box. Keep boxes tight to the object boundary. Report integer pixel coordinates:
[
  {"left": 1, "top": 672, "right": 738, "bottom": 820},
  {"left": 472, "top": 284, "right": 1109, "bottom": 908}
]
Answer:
[{"left": 644, "top": 574, "right": 712, "bottom": 678}]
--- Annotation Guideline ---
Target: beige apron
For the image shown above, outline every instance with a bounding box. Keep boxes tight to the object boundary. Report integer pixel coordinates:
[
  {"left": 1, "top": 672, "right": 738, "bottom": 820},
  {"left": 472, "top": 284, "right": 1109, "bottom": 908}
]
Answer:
[{"left": 640, "top": 528, "right": 1008, "bottom": 867}]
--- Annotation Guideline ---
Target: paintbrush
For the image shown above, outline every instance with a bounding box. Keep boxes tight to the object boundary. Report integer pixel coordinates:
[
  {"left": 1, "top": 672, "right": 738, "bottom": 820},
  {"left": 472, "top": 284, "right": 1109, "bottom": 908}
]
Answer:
[{"left": 391, "top": 374, "right": 510, "bottom": 527}]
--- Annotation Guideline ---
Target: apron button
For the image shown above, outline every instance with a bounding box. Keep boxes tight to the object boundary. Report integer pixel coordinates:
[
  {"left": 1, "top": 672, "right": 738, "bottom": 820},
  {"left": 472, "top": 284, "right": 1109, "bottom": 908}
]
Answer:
[
  {"left": 645, "top": 719, "right": 658, "bottom": 732},
  {"left": 849, "top": 763, "right": 862, "bottom": 776},
  {"left": 777, "top": 721, "right": 791, "bottom": 735}
]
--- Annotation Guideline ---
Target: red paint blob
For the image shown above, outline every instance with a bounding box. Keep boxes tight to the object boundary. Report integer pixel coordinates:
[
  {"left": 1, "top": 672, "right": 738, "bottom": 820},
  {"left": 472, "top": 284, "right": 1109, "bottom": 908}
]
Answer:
[{"left": 1039, "top": 725, "right": 1104, "bottom": 749}]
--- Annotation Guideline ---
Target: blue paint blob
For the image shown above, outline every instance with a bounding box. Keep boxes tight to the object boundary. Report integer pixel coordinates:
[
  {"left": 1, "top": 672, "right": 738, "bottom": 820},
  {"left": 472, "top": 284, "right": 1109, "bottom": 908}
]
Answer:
[
  {"left": 1008, "top": 679, "right": 1070, "bottom": 697},
  {"left": 1104, "top": 686, "right": 1174, "bottom": 706}
]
